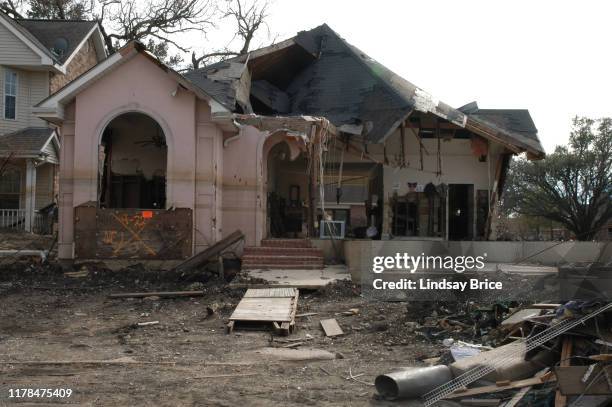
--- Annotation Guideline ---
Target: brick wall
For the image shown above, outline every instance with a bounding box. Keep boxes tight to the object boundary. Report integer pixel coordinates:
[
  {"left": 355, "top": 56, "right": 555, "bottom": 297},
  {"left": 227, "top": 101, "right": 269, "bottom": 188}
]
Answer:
[{"left": 49, "top": 38, "right": 99, "bottom": 93}]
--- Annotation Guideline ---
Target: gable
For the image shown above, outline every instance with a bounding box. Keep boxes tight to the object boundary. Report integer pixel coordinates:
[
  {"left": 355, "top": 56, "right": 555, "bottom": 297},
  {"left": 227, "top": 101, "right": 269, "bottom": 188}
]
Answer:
[{"left": 0, "top": 21, "right": 41, "bottom": 66}]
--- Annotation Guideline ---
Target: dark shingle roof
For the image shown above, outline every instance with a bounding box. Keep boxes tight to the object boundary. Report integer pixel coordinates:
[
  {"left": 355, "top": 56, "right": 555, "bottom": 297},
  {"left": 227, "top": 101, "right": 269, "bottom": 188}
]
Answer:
[
  {"left": 15, "top": 18, "right": 97, "bottom": 64},
  {"left": 0, "top": 127, "right": 55, "bottom": 154},
  {"left": 468, "top": 109, "right": 539, "bottom": 141},
  {"left": 184, "top": 63, "right": 237, "bottom": 109}
]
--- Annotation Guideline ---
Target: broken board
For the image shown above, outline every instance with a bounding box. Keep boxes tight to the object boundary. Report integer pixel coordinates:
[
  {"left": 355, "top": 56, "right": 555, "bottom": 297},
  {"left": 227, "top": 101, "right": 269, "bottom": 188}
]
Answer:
[
  {"left": 555, "top": 365, "right": 612, "bottom": 396},
  {"left": 320, "top": 319, "right": 343, "bottom": 337},
  {"left": 227, "top": 288, "right": 298, "bottom": 335}
]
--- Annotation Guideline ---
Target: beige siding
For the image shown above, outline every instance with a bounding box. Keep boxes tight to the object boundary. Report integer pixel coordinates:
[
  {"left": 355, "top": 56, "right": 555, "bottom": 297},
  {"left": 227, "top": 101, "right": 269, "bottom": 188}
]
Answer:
[
  {"left": 0, "top": 22, "right": 41, "bottom": 66},
  {"left": 41, "top": 138, "right": 59, "bottom": 164},
  {"left": 0, "top": 66, "right": 49, "bottom": 134}
]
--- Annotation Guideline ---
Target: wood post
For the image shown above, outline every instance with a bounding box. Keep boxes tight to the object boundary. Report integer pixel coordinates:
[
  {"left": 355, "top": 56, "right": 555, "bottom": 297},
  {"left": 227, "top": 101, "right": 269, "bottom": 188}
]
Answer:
[{"left": 24, "top": 159, "right": 36, "bottom": 232}]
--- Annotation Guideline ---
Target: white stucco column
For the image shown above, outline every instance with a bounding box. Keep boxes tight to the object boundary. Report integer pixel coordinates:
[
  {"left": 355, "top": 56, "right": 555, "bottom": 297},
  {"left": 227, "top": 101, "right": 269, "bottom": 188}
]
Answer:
[{"left": 24, "top": 159, "right": 37, "bottom": 232}]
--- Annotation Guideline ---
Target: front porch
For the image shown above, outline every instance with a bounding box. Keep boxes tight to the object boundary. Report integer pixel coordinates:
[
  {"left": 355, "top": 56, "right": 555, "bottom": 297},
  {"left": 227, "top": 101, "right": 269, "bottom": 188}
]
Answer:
[{"left": 0, "top": 127, "right": 59, "bottom": 234}]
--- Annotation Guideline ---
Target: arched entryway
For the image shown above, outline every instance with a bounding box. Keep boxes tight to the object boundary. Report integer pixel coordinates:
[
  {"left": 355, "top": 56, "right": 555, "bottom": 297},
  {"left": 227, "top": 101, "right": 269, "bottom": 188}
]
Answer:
[{"left": 98, "top": 112, "right": 167, "bottom": 209}]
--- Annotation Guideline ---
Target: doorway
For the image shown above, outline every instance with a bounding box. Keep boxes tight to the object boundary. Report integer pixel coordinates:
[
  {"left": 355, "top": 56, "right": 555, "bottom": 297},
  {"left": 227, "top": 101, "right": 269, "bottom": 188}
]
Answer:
[{"left": 448, "top": 184, "right": 473, "bottom": 240}]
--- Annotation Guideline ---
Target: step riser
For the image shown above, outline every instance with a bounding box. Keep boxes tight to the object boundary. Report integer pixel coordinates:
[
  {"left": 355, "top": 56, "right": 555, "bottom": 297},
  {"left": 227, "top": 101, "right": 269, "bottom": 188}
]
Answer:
[
  {"left": 261, "top": 239, "right": 312, "bottom": 248},
  {"left": 242, "top": 264, "right": 324, "bottom": 270},
  {"left": 243, "top": 256, "right": 323, "bottom": 263},
  {"left": 244, "top": 247, "right": 322, "bottom": 256}
]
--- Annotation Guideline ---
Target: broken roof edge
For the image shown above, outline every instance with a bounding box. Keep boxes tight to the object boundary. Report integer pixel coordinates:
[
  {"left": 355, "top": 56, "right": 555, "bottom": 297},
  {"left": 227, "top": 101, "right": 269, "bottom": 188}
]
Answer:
[
  {"left": 34, "top": 41, "right": 230, "bottom": 124},
  {"left": 229, "top": 113, "right": 338, "bottom": 137}
]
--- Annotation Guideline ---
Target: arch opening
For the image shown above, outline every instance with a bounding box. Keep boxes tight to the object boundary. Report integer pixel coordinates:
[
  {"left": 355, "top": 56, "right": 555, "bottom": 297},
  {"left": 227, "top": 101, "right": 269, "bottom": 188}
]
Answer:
[
  {"left": 265, "top": 141, "right": 309, "bottom": 238},
  {"left": 98, "top": 112, "right": 167, "bottom": 209}
]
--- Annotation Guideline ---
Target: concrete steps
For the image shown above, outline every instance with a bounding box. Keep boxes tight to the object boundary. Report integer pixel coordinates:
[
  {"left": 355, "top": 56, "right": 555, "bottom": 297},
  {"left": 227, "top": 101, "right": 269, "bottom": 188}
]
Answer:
[{"left": 242, "top": 239, "right": 324, "bottom": 270}]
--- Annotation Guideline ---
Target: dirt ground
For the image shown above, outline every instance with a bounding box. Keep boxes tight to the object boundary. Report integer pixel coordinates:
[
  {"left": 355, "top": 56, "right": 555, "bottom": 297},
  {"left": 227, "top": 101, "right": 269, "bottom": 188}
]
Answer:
[{"left": 0, "top": 249, "right": 451, "bottom": 407}]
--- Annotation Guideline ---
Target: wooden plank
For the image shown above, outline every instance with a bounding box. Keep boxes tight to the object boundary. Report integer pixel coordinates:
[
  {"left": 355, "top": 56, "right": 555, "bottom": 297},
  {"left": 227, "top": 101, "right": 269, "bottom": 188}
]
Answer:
[
  {"left": 95, "top": 208, "right": 193, "bottom": 259},
  {"left": 230, "top": 297, "right": 293, "bottom": 322},
  {"left": 555, "top": 337, "right": 573, "bottom": 406},
  {"left": 501, "top": 309, "right": 542, "bottom": 327},
  {"left": 174, "top": 230, "right": 243, "bottom": 273},
  {"left": 109, "top": 291, "right": 204, "bottom": 299},
  {"left": 445, "top": 375, "right": 555, "bottom": 399},
  {"left": 320, "top": 319, "right": 343, "bottom": 337},
  {"left": 504, "top": 386, "right": 531, "bottom": 407},
  {"left": 555, "top": 365, "right": 612, "bottom": 396},
  {"left": 244, "top": 287, "right": 298, "bottom": 298}
]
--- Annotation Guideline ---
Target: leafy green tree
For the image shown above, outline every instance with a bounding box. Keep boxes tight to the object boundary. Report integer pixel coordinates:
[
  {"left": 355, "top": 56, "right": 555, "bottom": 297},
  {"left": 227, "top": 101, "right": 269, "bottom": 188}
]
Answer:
[{"left": 503, "top": 117, "right": 612, "bottom": 241}]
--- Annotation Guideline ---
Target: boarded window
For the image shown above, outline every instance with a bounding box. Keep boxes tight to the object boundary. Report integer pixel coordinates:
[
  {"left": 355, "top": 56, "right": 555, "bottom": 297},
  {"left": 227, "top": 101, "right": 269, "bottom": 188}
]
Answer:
[{"left": 4, "top": 69, "right": 17, "bottom": 120}]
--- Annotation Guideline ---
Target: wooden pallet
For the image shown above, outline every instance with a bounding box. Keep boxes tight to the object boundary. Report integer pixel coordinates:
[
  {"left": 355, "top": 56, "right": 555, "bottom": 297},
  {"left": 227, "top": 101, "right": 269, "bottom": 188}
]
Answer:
[{"left": 226, "top": 288, "right": 299, "bottom": 335}]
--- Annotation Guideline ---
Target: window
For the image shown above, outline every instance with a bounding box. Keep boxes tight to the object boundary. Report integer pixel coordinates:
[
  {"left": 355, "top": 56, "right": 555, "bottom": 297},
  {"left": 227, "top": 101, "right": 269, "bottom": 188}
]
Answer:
[
  {"left": 0, "top": 168, "right": 21, "bottom": 209},
  {"left": 4, "top": 68, "right": 17, "bottom": 120}
]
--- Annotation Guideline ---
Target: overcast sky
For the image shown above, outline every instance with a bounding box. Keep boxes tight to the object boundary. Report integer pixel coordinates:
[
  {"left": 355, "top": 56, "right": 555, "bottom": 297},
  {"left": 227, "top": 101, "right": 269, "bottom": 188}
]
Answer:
[{"left": 187, "top": 0, "right": 612, "bottom": 153}]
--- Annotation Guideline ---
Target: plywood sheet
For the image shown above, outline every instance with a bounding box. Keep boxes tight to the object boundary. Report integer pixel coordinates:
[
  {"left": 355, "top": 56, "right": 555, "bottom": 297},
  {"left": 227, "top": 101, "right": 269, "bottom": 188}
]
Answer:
[{"left": 320, "top": 319, "right": 343, "bottom": 337}]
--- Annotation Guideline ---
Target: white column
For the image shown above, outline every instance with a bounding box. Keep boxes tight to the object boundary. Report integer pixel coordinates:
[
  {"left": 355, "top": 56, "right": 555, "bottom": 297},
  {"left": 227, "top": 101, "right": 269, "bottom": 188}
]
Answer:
[{"left": 24, "top": 159, "right": 37, "bottom": 232}]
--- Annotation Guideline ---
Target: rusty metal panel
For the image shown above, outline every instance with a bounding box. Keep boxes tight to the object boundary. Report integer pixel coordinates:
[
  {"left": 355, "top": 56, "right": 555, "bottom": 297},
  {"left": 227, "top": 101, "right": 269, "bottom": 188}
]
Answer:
[
  {"left": 74, "top": 205, "right": 97, "bottom": 259},
  {"left": 74, "top": 207, "right": 192, "bottom": 259}
]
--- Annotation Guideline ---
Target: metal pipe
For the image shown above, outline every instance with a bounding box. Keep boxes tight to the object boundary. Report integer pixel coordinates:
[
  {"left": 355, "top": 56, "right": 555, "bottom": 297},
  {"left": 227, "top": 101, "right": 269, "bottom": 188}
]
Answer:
[{"left": 375, "top": 365, "right": 452, "bottom": 400}]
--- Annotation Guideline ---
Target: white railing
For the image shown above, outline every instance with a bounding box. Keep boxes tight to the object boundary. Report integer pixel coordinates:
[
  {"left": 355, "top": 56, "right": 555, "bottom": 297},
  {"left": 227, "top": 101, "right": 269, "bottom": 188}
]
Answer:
[
  {"left": 33, "top": 211, "right": 53, "bottom": 235},
  {"left": 0, "top": 209, "right": 26, "bottom": 230}
]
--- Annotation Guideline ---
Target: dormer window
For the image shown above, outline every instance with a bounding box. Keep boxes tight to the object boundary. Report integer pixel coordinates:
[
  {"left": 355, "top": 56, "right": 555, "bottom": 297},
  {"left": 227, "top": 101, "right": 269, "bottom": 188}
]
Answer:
[{"left": 4, "top": 69, "right": 17, "bottom": 120}]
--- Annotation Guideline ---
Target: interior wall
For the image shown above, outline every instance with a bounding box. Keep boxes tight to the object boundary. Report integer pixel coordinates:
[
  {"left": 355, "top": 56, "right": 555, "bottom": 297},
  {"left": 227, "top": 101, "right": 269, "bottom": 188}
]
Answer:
[
  {"left": 105, "top": 113, "right": 167, "bottom": 179},
  {"left": 362, "top": 125, "right": 503, "bottom": 239}
]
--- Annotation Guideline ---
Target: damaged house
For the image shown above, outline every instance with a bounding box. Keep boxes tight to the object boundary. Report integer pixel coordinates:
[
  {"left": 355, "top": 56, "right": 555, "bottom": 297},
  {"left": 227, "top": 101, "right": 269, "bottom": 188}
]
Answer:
[
  {"left": 0, "top": 11, "right": 106, "bottom": 232},
  {"left": 33, "top": 24, "right": 545, "bottom": 261}
]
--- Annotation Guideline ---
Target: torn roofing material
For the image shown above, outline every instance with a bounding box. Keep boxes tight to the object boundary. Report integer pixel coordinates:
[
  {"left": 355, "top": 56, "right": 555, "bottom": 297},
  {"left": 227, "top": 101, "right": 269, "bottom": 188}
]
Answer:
[{"left": 185, "top": 24, "right": 545, "bottom": 157}]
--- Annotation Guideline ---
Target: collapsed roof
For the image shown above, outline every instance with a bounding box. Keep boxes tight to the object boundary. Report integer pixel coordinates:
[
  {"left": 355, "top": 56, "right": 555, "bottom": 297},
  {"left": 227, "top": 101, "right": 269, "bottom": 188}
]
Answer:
[{"left": 185, "top": 24, "right": 545, "bottom": 158}]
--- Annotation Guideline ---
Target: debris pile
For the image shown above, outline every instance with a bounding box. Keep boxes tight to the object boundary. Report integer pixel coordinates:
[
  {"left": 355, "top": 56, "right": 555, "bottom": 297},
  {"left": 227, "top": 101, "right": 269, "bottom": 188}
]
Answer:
[{"left": 375, "top": 301, "right": 612, "bottom": 406}]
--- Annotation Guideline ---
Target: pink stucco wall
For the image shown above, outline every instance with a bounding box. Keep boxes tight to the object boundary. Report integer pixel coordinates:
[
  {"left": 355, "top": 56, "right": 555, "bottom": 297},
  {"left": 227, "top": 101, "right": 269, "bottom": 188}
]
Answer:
[{"left": 57, "top": 53, "right": 232, "bottom": 259}]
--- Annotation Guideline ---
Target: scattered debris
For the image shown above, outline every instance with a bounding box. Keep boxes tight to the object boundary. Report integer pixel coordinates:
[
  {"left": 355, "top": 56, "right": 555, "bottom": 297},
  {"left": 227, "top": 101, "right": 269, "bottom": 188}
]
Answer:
[
  {"left": 173, "top": 230, "right": 243, "bottom": 274},
  {"left": 109, "top": 291, "right": 205, "bottom": 299},
  {"left": 137, "top": 321, "right": 159, "bottom": 327}
]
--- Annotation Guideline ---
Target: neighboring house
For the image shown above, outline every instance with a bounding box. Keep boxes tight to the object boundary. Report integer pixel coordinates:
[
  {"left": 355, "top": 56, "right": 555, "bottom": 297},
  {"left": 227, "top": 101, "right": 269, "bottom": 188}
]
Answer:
[
  {"left": 0, "top": 12, "right": 106, "bottom": 232},
  {"left": 33, "top": 25, "right": 545, "bottom": 261}
]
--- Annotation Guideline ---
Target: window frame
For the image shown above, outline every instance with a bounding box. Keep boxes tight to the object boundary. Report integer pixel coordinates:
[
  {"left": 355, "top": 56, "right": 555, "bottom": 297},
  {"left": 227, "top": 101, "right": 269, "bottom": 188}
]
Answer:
[
  {"left": 0, "top": 167, "right": 22, "bottom": 209},
  {"left": 4, "top": 68, "right": 18, "bottom": 121}
]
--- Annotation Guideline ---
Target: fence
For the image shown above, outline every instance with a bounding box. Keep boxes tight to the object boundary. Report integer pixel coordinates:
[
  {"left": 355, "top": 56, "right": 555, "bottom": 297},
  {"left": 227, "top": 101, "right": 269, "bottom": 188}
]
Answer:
[
  {"left": 0, "top": 209, "right": 54, "bottom": 234},
  {"left": 0, "top": 209, "right": 26, "bottom": 230}
]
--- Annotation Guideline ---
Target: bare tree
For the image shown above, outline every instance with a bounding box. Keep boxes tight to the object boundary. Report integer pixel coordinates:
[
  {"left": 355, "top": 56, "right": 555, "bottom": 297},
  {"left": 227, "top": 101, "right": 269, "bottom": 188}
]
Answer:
[
  {"left": 97, "top": 0, "right": 216, "bottom": 66},
  {"left": 0, "top": 0, "right": 24, "bottom": 18},
  {"left": 190, "top": 0, "right": 270, "bottom": 69},
  {"left": 28, "top": 0, "right": 93, "bottom": 19}
]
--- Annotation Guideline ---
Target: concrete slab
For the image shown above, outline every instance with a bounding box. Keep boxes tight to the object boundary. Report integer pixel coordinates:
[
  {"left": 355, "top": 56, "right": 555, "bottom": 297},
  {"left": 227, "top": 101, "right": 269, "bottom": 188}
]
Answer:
[{"left": 234, "top": 265, "right": 351, "bottom": 289}]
